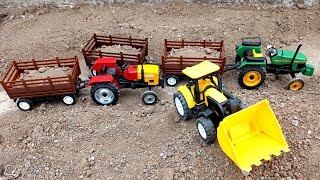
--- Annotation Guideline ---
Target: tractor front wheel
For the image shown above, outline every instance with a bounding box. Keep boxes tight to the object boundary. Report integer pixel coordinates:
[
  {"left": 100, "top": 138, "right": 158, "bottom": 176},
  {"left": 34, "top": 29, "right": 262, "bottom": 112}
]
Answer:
[
  {"left": 90, "top": 83, "right": 120, "bottom": 105},
  {"left": 173, "top": 92, "right": 192, "bottom": 121},
  {"left": 238, "top": 66, "right": 266, "bottom": 89},
  {"left": 142, "top": 91, "right": 158, "bottom": 105},
  {"left": 196, "top": 117, "right": 216, "bottom": 144},
  {"left": 287, "top": 78, "right": 304, "bottom": 91}
]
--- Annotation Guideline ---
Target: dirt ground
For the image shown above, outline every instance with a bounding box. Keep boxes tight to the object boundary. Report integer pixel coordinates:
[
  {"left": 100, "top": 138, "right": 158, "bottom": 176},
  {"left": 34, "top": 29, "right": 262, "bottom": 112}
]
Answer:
[{"left": 0, "top": 2, "right": 320, "bottom": 179}]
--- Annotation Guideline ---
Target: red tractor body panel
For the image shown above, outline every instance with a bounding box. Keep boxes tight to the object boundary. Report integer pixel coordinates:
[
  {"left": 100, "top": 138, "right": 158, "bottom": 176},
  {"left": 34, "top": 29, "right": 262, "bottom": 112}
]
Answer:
[
  {"left": 86, "top": 75, "right": 120, "bottom": 88},
  {"left": 123, "top": 65, "right": 138, "bottom": 80},
  {"left": 91, "top": 58, "right": 121, "bottom": 75}
]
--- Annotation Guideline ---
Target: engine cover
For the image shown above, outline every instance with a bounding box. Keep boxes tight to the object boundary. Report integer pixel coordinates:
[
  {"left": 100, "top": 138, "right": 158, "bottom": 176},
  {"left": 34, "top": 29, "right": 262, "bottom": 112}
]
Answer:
[{"left": 137, "top": 64, "right": 160, "bottom": 86}]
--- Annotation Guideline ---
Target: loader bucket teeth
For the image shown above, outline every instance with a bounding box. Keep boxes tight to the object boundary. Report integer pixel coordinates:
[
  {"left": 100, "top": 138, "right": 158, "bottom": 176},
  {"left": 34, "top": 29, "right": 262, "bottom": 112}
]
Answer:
[{"left": 217, "top": 99, "right": 289, "bottom": 172}]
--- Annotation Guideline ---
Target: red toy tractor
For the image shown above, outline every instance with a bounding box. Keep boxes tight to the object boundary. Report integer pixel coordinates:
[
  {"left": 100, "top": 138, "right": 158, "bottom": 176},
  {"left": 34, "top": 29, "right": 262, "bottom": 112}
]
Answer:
[{"left": 86, "top": 58, "right": 164, "bottom": 105}]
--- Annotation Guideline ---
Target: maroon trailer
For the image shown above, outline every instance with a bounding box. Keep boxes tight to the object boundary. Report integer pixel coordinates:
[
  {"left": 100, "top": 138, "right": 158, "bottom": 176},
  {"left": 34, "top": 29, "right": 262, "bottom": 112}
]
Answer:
[
  {"left": 0, "top": 57, "right": 82, "bottom": 111},
  {"left": 82, "top": 34, "right": 148, "bottom": 68},
  {"left": 161, "top": 39, "right": 227, "bottom": 86}
]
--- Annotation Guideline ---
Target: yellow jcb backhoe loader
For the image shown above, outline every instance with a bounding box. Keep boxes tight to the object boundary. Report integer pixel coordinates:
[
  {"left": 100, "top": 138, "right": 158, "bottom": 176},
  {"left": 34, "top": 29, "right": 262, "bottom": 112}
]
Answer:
[{"left": 173, "top": 61, "right": 290, "bottom": 173}]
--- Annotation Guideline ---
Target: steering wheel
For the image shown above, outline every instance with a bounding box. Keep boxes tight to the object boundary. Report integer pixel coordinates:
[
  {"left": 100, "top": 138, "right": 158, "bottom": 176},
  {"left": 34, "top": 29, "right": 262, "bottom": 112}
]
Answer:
[{"left": 121, "top": 63, "right": 129, "bottom": 70}]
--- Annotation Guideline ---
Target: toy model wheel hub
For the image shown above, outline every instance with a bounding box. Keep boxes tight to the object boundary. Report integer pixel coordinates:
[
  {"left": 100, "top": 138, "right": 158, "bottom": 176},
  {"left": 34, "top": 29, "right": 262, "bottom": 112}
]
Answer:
[
  {"left": 63, "top": 96, "right": 75, "bottom": 105},
  {"left": 144, "top": 94, "right": 156, "bottom": 104},
  {"left": 197, "top": 123, "right": 207, "bottom": 139},
  {"left": 18, "top": 102, "right": 30, "bottom": 111},
  {"left": 141, "top": 91, "right": 158, "bottom": 105},
  {"left": 287, "top": 78, "right": 304, "bottom": 91},
  {"left": 94, "top": 88, "right": 115, "bottom": 104},
  {"left": 167, "top": 77, "right": 177, "bottom": 86},
  {"left": 174, "top": 97, "right": 184, "bottom": 116},
  {"left": 243, "top": 71, "right": 262, "bottom": 87}
]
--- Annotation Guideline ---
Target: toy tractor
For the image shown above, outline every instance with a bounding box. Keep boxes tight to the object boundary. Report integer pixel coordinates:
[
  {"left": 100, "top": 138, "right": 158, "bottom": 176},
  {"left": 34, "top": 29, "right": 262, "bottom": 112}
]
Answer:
[
  {"left": 86, "top": 58, "right": 164, "bottom": 105},
  {"left": 232, "top": 36, "right": 314, "bottom": 90},
  {"left": 173, "top": 61, "right": 289, "bottom": 173}
]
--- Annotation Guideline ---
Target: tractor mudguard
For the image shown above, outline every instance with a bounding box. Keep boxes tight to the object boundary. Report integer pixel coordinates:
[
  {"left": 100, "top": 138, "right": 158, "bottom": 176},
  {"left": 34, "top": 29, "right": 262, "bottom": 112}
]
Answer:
[
  {"left": 217, "top": 99, "right": 289, "bottom": 173},
  {"left": 177, "top": 85, "right": 196, "bottom": 109},
  {"left": 86, "top": 75, "right": 120, "bottom": 88},
  {"left": 302, "top": 63, "right": 314, "bottom": 76},
  {"left": 237, "top": 60, "right": 266, "bottom": 69}
]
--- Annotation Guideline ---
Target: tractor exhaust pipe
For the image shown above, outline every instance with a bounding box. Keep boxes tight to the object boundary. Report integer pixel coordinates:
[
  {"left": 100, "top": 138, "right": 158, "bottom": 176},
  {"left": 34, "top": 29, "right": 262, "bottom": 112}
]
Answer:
[{"left": 290, "top": 44, "right": 302, "bottom": 71}]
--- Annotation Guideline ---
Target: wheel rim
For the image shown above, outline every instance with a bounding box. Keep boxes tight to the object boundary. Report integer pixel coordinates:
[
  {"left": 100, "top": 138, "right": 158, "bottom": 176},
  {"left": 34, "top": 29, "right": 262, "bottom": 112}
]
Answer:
[
  {"left": 174, "top": 97, "right": 184, "bottom": 116},
  {"left": 289, "top": 81, "right": 303, "bottom": 91},
  {"left": 19, "top": 102, "right": 30, "bottom": 110},
  {"left": 94, "top": 88, "right": 114, "bottom": 105},
  {"left": 197, "top": 123, "right": 207, "bottom": 139},
  {"left": 167, "top": 77, "right": 177, "bottom": 86},
  {"left": 243, "top": 71, "right": 262, "bottom": 87},
  {"left": 63, "top": 96, "right": 74, "bottom": 105},
  {"left": 144, "top": 94, "right": 156, "bottom": 104}
]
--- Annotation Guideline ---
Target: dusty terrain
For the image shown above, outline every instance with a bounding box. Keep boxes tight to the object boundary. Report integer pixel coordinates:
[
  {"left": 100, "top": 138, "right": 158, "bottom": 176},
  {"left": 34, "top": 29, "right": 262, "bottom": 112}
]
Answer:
[
  {"left": 168, "top": 46, "right": 220, "bottom": 58},
  {"left": 0, "top": 2, "right": 320, "bottom": 179},
  {"left": 96, "top": 44, "right": 141, "bottom": 55},
  {"left": 19, "top": 66, "right": 71, "bottom": 80}
]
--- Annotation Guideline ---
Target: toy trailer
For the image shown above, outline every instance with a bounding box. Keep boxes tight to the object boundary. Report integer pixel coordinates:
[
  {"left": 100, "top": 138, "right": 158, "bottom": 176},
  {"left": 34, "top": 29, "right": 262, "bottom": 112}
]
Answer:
[
  {"left": 161, "top": 39, "right": 226, "bottom": 86},
  {"left": 0, "top": 57, "right": 82, "bottom": 111},
  {"left": 82, "top": 34, "right": 148, "bottom": 67}
]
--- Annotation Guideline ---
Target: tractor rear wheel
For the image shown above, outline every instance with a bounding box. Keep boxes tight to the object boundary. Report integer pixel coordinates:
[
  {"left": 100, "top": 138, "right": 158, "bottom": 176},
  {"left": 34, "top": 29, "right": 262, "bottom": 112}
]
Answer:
[
  {"left": 142, "top": 91, "right": 158, "bottom": 105},
  {"left": 287, "top": 77, "right": 304, "bottom": 91},
  {"left": 90, "top": 83, "right": 120, "bottom": 105},
  {"left": 17, "top": 98, "right": 33, "bottom": 111},
  {"left": 196, "top": 117, "right": 216, "bottom": 144},
  {"left": 238, "top": 66, "right": 266, "bottom": 89},
  {"left": 173, "top": 92, "right": 192, "bottom": 121}
]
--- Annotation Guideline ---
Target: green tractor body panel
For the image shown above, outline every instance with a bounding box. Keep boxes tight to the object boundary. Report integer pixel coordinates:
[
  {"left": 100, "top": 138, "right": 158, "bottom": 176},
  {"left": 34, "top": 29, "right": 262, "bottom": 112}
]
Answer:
[
  {"left": 235, "top": 42, "right": 261, "bottom": 58},
  {"left": 237, "top": 60, "right": 266, "bottom": 69},
  {"left": 271, "top": 50, "right": 308, "bottom": 71},
  {"left": 301, "top": 64, "right": 314, "bottom": 76}
]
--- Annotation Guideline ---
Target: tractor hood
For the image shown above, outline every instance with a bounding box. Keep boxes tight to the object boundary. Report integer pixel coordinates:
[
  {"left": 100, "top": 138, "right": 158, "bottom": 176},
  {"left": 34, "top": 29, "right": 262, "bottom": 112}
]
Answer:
[{"left": 279, "top": 50, "right": 307, "bottom": 62}]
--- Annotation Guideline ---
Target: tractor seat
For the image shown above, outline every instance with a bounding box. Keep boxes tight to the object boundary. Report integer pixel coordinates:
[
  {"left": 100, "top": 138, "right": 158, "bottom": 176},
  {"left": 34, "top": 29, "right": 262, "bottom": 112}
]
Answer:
[
  {"left": 242, "top": 41, "right": 261, "bottom": 46},
  {"left": 246, "top": 57, "right": 266, "bottom": 62},
  {"left": 106, "top": 68, "right": 116, "bottom": 75},
  {"left": 252, "top": 49, "right": 263, "bottom": 58}
]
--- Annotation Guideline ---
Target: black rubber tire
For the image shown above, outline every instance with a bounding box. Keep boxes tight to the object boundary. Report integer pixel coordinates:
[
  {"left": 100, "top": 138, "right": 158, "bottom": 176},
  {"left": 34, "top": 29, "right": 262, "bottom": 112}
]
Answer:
[
  {"left": 173, "top": 92, "right": 192, "bottom": 121},
  {"left": 165, "top": 75, "right": 179, "bottom": 86},
  {"left": 62, "top": 94, "right": 76, "bottom": 105},
  {"left": 141, "top": 91, "right": 158, "bottom": 105},
  {"left": 286, "top": 77, "right": 304, "bottom": 91},
  {"left": 196, "top": 117, "right": 216, "bottom": 144},
  {"left": 90, "top": 83, "right": 120, "bottom": 105},
  {"left": 235, "top": 54, "right": 241, "bottom": 63},
  {"left": 17, "top": 98, "right": 33, "bottom": 111},
  {"left": 237, "top": 66, "right": 266, "bottom": 90}
]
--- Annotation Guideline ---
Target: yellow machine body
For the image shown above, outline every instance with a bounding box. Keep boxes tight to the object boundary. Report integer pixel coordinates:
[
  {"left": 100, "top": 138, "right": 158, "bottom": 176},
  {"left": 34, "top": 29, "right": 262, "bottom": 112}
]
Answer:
[
  {"left": 217, "top": 99, "right": 290, "bottom": 172},
  {"left": 137, "top": 64, "right": 160, "bottom": 86}
]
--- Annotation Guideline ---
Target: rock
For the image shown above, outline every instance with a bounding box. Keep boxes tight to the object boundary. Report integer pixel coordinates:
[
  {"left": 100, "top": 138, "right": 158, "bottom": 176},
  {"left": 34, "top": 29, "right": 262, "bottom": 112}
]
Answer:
[
  {"left": 307, "top": 130, "right": 312, "bottom": 135},
  {"left": 205, "top": 48, "right": 213, "bottom": 54},
  {"left": 36, "top": 11, "right": 45, "bottom": 16},
  {"left": 38, "top": 67, "right": 47, "bottom": 73},
  {"left": 296, "top": 4, "right": 305, "bottom": 10},
  {"left": 292, "top": 120, "right": 299, "bottom": 127},
  {"left": 162, "top": 168, "right": 175, "bottom": 180},
  {"left": 160, "top": 100, "right": 166, "bottom": 105},
  {"left": 119, "top": 23, "right": 130, "bottom": 28},
  {"left": 85, "top": 169, "right": 93, "bottom": 177},
  {"left": 173, "top": 116, "right": 180, "bottom": 123},
  {"left": 0, "top": 12, "right": 8, "bottom": 18},
  {"left": 171, "top": 26, "right": 178, "bottom": 31}
]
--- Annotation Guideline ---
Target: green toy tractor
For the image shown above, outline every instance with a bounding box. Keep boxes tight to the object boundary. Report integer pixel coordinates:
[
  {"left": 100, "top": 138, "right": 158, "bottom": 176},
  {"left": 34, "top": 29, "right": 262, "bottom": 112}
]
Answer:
[{"left": 233, "top": 37, "right": 314, "bottom": 91}]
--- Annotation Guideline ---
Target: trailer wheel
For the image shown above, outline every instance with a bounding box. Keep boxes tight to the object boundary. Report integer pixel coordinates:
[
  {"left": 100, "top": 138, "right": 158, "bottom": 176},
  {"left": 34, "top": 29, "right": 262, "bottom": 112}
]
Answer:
[
  {"left": 173, "top": 92, "right": 192, "bottom": 121},
  {"left": 90, "top": 83, "right": 120, "bottom": 105},
  {"left": 287, "top": 78, "right": 304, "bottom": 91},
  {"left": 141, "top": 91, "right": 157, "bottom": 105},
  {"left": 238, "top": 66, "right": 266, "bottom": 89},
  {"left": 165, "top": 75, "right": 179, "bottom": 86},
  {"left": 196, "top": 117, "right": 216, "bottom": 144},
  {"left": 62, "top": 95, "right": 76, "bottom": 105},
  {"left": 17, "top": 98, "right": 33, "bottom": 111}
]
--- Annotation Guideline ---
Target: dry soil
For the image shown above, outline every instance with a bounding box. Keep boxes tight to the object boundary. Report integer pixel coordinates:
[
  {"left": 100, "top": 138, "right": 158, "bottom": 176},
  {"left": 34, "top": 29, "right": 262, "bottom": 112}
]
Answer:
[{"left": 0, "top": 2, "right": 319, "bottom": 180}]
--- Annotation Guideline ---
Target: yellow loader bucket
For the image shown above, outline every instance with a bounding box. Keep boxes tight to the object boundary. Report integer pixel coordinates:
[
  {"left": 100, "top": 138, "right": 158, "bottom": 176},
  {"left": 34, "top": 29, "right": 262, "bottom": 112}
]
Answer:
[{"left": 217, "top": 99, "right": 289, "bottom": 173}]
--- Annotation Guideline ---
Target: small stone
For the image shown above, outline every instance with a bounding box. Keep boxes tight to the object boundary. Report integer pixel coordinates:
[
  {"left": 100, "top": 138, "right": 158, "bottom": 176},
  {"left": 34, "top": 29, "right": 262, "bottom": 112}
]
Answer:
[
  {"left": 80, "top": 158, "right": 90, "bottom": 168},
  {"left": 292, "top": 120, "right": 299, "bottom": 127},
  {"left": 307, "top": 130, "right": 312, "bottom": 135},
  {"left": 90, "top": 148, "right": 95, "bottom": 153},
  {"left": 85, "top": 169, "right": 93, "bottom": 177},
  {"left": 143, "top": 168, "right": 148, "bottom": 173},
  {"left": 160, "top": 100, "right": 166, "bottom": 105},
  {"left": 38, "top": 67, "right": 47, "bottom": 73},
  {"left": 205, "top": 48, "right": 213, "bottom": 54}
]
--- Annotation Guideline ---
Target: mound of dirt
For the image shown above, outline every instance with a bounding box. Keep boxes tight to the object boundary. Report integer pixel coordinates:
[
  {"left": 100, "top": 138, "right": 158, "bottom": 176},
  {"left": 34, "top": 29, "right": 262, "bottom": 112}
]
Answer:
[
  {"left": 19, "top": 66, "right": 71, "bottom": 80},
  {"left": 168, "top": 46, "right": 220, "bottom": 58},
  {"left": 96, "top": 44, "right": 141, "bottom": 54}
]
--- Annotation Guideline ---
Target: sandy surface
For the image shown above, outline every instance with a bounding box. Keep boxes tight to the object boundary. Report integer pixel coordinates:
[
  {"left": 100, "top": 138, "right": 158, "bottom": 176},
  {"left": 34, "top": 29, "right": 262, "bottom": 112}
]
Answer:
[
  {"left": 168, "top": 46, "right": 220, "bottom": 58},
  {"left": 0, "top": 2, "right": 319, "bottom": 180},
  {"left": 96, "top": 44, "right": 141, "bottom": 55},
  {"left": 19, "top": 66, "right": 71, "bottom": 80}
]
